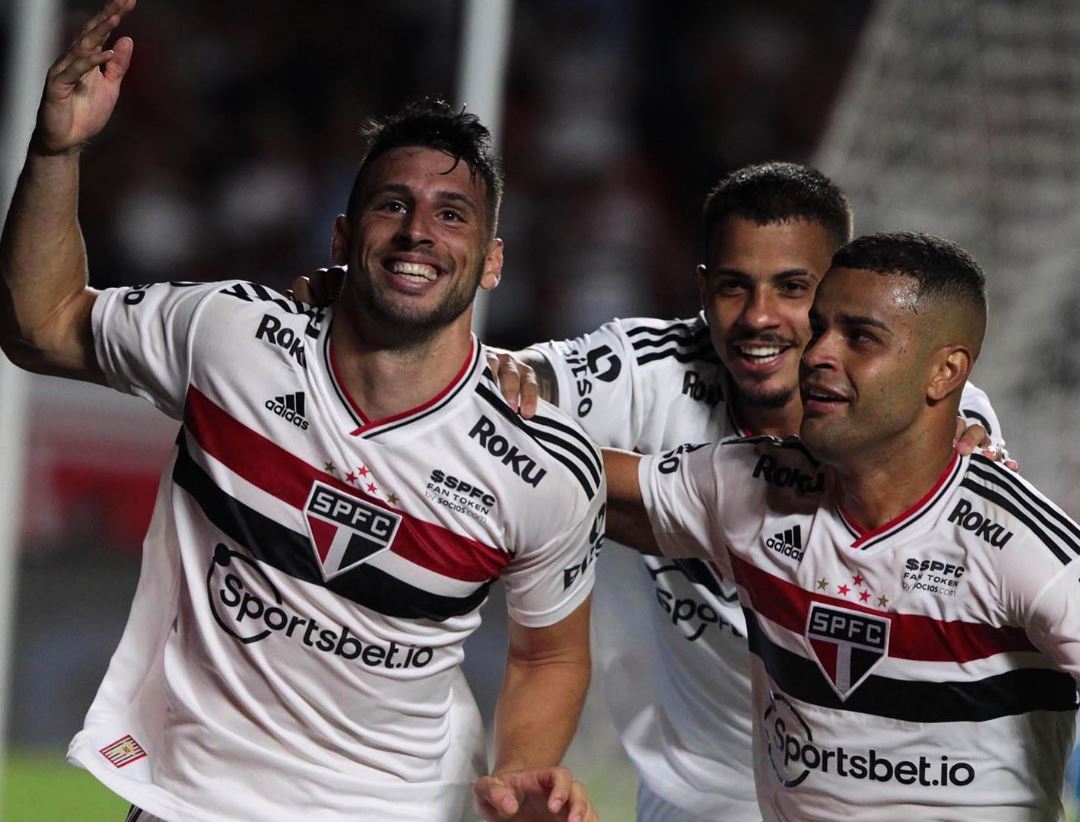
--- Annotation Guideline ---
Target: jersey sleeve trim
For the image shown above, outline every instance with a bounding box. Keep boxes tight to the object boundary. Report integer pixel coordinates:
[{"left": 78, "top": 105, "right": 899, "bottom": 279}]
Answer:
[
  {"left": 474, "top": 382, "right": 602, "bottom": 500},
  {"left": 624, "top": 320, "right": 719, "bottom": 367},
  {"left": 965, "top": 455, "right": 1080, "bottom": 566}
]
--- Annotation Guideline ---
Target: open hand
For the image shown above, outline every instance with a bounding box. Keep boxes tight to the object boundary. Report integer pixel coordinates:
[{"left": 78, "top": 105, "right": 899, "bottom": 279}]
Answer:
[{"left": 35, "top": 0, "right": 136, "bottom": 156}]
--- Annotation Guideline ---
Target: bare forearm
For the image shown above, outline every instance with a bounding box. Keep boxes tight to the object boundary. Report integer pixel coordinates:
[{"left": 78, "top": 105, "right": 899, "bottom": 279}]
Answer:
[
  {"left": 0, "top": 147, "right": 94, "bottom": 370},
  {"left": 492, "top": 656, "right": 590, "bottom": 773},
  {"left": 602, "top": 448, "right": 661, "bottom": 553}
]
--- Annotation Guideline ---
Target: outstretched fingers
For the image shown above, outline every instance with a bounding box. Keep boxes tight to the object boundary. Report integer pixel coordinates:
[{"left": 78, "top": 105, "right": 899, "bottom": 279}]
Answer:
[{"left": 51, "top": 0, "right": 136, "bottom": 85}]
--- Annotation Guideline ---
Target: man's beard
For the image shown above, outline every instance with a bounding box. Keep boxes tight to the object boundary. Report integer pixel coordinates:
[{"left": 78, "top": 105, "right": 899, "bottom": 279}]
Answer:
[
  {"left": 348, "top": 264, "right": 482, "bottom": 346},
  {"left": 739, "top": 383, "right": 796, "bottom": 409}
]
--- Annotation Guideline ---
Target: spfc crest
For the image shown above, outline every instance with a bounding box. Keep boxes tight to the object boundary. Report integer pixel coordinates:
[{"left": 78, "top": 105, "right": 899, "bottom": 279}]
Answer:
[
  {"left": 304, "top": 481, "right": 402, "bottom": 580},
  {"left": 805, "top": 602, "right": 890, "bottom": 700}
]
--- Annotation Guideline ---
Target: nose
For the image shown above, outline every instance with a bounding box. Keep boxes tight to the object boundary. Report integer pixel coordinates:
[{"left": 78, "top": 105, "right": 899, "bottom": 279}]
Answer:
[
  {"left": 738, "top": 288, "right": 779, "bottom": 331},
  {"left": 801, "top": 327, "right": 838, "bottom": 371},
  {"left": 395, "top": 208, "right": 435, "bottom": 247}
]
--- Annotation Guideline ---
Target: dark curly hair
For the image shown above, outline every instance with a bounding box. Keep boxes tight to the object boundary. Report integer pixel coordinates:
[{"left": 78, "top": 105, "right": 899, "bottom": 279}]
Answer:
[{"left": 345, "top": 98, "right": 504, "bottom": 237}]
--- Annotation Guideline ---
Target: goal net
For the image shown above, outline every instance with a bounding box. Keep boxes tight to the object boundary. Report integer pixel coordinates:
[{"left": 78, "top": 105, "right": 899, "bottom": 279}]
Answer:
[{"left": 815, "top": 0, "right": 1080, "bottom": 505}]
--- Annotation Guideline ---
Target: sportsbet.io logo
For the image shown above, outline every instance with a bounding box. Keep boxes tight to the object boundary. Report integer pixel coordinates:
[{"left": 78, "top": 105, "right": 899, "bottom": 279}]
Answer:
[
  {"left": 207, "top": 543, "right": 433, "bottom": 670},
  {"left": 764, "top": 693, "right": 976, "bottom": 790}
]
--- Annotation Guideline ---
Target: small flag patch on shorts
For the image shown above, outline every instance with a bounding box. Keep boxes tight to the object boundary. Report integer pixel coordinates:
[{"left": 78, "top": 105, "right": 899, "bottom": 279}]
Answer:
[{"left": 99, "top": 734, "right": 147, "bottom": 768}]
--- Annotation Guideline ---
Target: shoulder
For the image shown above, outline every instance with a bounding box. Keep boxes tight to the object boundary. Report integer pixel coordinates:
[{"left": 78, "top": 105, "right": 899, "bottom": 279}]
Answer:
[
  {"left": 956, "top": 454, "right": 1080, "bottom": 566},
  {"left": 613, "top": 314, "right": 719, "bottom": 369},
  {"left": 469, "top": 370, "right": 603, "bottom": 505}
]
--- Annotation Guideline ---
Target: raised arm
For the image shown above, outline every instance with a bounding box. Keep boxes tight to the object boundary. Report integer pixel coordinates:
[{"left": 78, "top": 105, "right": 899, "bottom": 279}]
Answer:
[{"left": 0, "top": 0, "right": 135, "bottom": 381}]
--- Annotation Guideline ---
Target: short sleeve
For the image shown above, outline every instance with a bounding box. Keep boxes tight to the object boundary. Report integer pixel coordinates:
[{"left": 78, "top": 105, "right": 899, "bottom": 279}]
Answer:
[
  {"left": 996, "top": 493, "right": 1080, "bottom": 685},
  {"left": 92, "top": 281, "right": 223, "bottom": 419},
  {"left": 528, "top": 320, "right": 641, "bottom": 449},
  {"left": 638, "top": 443, "right": 728, "bottom": 575},
  {"left": 501, "top": 475, "right": 606, "bottom": 628}
]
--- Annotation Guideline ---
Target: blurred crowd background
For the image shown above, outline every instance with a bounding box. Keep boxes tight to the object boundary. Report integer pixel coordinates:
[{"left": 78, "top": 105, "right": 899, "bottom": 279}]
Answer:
[{"left": 4, "top": 0, "right": 1080, "bottom": 818}]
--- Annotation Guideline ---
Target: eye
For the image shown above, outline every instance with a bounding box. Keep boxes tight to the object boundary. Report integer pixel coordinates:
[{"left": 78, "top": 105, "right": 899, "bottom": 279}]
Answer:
[
  {"left": 439, "top": 208, "right": 465, "bottom": 223},
  {"left": 712, "top": 277, "right": 747, "bottom": 296},
  {"left": 376, "top": 199, "right": 407, "bottom": 214},
  {"left": 779, "top": 279, "right": 811, "bottom": 297},
  {"left": 848, "top": 329, "right": 877, "bottom": 345}
]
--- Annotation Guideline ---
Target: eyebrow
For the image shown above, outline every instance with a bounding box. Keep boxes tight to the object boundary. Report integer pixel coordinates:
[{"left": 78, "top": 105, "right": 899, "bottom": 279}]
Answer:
[
  {"left": 710, "top": 267, "right": 816, "bottom": 280},
  {"left": 369, "top": 184, "right": 479, "bottom": 208},
  {"left": 837, "top": 312, "right": 891, "bottom": 333}
]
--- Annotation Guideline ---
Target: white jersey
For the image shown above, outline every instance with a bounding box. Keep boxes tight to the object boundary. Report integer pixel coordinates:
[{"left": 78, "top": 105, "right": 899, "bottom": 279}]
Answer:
[
  {"left": 533, "top": 315, "right": 1007, "bottom": 820},
  {"left": 642, "top": 436, "right": 1080, "bottom": 821},
  {"left": 69, "top": 281, "right": 604, "bottom": 822}
]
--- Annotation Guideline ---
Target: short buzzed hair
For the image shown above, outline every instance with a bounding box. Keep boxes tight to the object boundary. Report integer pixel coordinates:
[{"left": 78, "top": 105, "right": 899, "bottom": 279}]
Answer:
[
  {"left": 832, "top": 231, "right": 987, "bottom": 318},
  {"left": 703, "top": 162, "right": 853, "bottom": 250},
  {"left": 345, "top": 98, "right": 505, "bottom": 238}
]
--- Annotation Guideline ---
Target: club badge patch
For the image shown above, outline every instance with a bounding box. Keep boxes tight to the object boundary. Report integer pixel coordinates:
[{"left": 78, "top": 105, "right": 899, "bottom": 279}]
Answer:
[
  {"left": 805, "top": 602, "right": 890, "bottom": 700},
  {"left": 99, "top": 734, "right": 147, "bottom": 768},
  {"left": 304, "top": 481, "right": 402, "bottom": 580}
]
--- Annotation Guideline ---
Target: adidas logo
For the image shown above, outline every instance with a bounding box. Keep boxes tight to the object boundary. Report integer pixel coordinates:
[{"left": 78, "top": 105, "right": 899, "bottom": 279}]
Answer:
[
  {"left": 765, "top": 524, "right": 803, "bottom": 560},
  {"left": 265, "top": 392, "right": 310, "bottom": 431}
]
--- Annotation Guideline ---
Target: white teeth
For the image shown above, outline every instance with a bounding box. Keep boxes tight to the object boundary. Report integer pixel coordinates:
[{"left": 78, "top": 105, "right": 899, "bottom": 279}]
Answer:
[
  {"left": 391, "top": 261, "right": 438, "bottom": 281},
  {"left": 738, "top": 344, "right": 783, "bottom": 359}
]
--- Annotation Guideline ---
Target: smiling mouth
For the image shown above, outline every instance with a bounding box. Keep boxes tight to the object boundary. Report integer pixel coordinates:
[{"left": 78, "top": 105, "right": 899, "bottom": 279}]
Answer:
[
  {"left": 802, "top": 385, "right": 848, "bottom": 405},
  {"left": 389, "top": 261, "right": 439, "bottom": 283}
]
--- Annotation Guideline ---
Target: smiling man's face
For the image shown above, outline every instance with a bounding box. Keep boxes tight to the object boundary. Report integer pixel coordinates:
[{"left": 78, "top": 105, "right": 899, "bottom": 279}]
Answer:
[
  {"left": 699, "top": 217, "right": 836, "bottom": 412},
  {"left": 334, "top": 146, "right": 502, "bottom": 338}
]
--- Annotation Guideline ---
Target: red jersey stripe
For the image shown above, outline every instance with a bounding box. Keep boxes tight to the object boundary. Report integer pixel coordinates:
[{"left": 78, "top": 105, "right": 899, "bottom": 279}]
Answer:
[
  {"left": 729, "top": 552, "right": 1037, "bottom": 662},
  {"left": 183, "top": 385, "right": 509, "bottom": 582}
]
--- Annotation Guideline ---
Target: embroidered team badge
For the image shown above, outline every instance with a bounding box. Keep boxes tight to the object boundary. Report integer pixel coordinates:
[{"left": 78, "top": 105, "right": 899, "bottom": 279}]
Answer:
[
  {"left": 304, "top": 481, "right": 402, "bottom": 580},
  {"left": 99, "top": 734, "right": 147, "bottom": 768},
  {"left": 805, "top": 602, "right": 890, "bottom": 700}
]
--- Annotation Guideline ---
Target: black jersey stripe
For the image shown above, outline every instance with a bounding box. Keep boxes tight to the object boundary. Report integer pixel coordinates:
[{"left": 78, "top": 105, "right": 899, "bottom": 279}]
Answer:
[
  {"left": 524, "top": 413, "right": 603, "bottom": 480},
  {"left": 960, "top": 480, "right": 1073, "bottom": 566},
  {"left": 961, "top": 409, "right": 994, "bottom": 438},
  {"left": 625, "top": 320, "right": 703, "bottom": 340},
  {"left": 630, "top": 327, "right": 709, "bottom": 351},
  {"left": 969, "top": 456, "right": 1080, "bottom": 551},
  {"left": 636, "top": 345, "right": 720, "bottom": 367},
  {"left": 173, "top": 433, "right": 491, "bottom": 621},
  {"left": 745, "top": 609, "right": 1078, "bottom": 722},
  {"left": 475, "top": 383, "right": 597, "bottom": 499}
]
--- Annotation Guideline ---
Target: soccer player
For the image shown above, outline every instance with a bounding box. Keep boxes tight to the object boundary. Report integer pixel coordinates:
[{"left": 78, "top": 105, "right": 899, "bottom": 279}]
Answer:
[
  {"left": 0, "top": 2, "right": 602, "bottom": 821},
  {"left": 604, "top": 232, "right": 1080, "bottom": 819},
  {"left": 494, "top": 163, "right": 1006, "bottom": 821}
]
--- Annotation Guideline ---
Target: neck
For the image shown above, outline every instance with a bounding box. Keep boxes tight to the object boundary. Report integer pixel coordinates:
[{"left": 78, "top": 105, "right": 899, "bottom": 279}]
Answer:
[
  {"left": 330, "top": 301, "right": 474, "bottom": 422},
  {"left": 735, "top": 391, "right": 803, "bottom": 438},
  {"left": 832, "top": 416, "right": 957, "bottom": 533}
]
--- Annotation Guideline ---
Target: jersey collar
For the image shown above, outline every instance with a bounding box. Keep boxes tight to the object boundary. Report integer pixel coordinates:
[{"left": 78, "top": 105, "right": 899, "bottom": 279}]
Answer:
[
  {"left": 836, "top": 450, "right": 963, "bottom": 551},
  {"left": 323, "top": 326, "right": 481, "bottom": 439}
]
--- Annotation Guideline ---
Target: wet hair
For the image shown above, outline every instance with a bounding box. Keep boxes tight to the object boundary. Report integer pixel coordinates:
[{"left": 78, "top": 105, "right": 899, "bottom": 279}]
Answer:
[
  {"left": 345, "top": 98, "right": 504, "bottom": 237},
  {"left": 831, "top": 231, "right": 987, "bottom": 316},
  {"left": 703, "top": 162, "right": 853, "bottom": 249}
]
